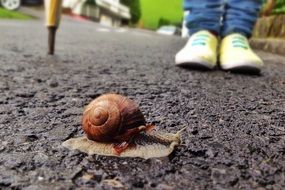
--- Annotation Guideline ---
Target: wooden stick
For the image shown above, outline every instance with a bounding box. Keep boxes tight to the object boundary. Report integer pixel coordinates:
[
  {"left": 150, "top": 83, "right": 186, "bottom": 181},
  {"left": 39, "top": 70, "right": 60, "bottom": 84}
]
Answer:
[{"left": 48, "top": 26, "right": 57, "bottom": 55}]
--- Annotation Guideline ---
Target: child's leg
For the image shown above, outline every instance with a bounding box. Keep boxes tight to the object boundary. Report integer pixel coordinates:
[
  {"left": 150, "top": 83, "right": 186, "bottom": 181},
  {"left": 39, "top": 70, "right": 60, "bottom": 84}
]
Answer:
[
  {"left": 184, "top": 0, "right": 225, "bottom": 36},
  {"left": 221, "top": 0, "right": 262, "bottom": 37},
  {"left": 219, "top": 0, "right": 263, "bottom": 73}
]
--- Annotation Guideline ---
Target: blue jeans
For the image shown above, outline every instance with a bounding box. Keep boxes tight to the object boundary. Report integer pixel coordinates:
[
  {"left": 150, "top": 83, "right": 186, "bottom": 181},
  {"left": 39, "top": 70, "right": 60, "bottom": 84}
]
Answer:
[{"left": 184, "top": 0, "right": 262, "bottom": 38}]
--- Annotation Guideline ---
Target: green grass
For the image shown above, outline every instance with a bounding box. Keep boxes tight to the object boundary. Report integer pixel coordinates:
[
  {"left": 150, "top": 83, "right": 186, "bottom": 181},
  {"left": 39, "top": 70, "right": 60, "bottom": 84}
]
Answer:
[
  {"left": 139, "top": 0, "right": 183, "bottom": 30},
  {"left": 0, "top": 8, "right": 32, "bottom": 19}
]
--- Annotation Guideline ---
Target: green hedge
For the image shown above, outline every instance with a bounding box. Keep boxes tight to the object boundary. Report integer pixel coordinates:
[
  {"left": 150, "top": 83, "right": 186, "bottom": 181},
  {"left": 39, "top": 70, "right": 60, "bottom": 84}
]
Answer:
[
  {"left": 121, "top": 0, "right": 141, "bottom": 24},
  {"left": 139, "top": 0, "right": 183, "bottom": 30},
  {"left": 272, "top": 0, "right": 285, "bottom": 14}
]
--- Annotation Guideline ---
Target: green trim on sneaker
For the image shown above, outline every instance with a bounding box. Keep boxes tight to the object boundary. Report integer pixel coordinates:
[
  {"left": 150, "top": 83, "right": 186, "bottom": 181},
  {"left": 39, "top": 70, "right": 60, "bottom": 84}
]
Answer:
[{"left": 175, "top": 30, "right": 218, "bottom": 69}]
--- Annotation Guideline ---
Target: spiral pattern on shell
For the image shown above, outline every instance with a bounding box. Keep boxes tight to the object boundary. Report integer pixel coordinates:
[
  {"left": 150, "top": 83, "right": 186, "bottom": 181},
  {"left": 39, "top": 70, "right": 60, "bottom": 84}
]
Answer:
[{"left": 82, "top": 94, "right": 146, "bottom": 142}]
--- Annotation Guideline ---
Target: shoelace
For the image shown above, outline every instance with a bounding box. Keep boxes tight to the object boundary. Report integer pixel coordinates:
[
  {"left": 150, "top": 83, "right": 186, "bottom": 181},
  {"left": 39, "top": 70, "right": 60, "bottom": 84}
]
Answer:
[
  {"left": 231, "top": 36, "right": 249, "bottom": 49},
  {"left": 191, "top": 34, "right": 210, "bottom": 46}
]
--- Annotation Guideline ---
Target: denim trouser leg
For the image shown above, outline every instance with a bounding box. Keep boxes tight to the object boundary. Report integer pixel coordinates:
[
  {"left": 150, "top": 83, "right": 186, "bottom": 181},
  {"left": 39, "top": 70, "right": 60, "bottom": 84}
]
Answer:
[
  {"left": 221, "top": 0, "right": 262, "bottom": 38},
  {"left": 184, "top": 0, "right": 225, "bottom": 36}
]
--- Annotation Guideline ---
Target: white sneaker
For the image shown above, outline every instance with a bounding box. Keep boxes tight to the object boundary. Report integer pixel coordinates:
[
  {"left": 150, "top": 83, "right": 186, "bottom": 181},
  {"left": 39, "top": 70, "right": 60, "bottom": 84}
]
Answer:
[{"left": 175, "top": 30, "right": 218, "bottom": 69}]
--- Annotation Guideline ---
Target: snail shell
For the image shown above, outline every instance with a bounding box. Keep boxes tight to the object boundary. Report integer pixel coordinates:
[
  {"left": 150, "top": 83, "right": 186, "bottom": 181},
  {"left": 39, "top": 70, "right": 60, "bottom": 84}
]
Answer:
[{"left": 82, "top": 94, "right": 146, "bottom": 142}]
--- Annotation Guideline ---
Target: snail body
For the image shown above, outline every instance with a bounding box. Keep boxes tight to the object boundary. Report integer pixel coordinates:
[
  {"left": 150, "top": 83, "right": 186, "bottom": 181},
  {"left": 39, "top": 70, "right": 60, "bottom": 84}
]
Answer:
[
  {"left": 63, "top": 93, "right": 183, "bottom": 158},
  {"left": 82, "top": 94, "right": 151, "bottom": 147}
]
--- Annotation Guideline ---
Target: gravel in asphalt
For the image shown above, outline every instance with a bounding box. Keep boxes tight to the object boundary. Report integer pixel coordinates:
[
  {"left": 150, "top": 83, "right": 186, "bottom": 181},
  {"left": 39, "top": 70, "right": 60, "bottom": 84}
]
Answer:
[{"left": 0, "top": 18, "right": 285, "bottom": 189}]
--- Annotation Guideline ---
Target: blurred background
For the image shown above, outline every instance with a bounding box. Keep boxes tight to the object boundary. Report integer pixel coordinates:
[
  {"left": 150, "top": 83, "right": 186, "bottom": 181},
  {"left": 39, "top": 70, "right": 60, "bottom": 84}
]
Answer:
[
  {"left": 0, "top": 0, "right": 183, "bottom": 35},
  {"left": 0, "top": 0, "right": 284, "bottom": 53}
]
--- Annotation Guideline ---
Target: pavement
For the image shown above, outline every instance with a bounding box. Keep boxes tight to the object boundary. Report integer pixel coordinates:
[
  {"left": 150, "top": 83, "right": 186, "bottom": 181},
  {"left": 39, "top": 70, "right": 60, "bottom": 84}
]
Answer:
[{"left": 0, "top": 13, "right": 285, "bottom": 190}]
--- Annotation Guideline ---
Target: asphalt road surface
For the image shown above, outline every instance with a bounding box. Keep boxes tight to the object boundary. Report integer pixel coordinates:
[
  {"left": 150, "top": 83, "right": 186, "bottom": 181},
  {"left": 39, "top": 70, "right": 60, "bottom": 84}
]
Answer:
[{"left": 0, "top": 16, "right": 285, "bottom": 190}]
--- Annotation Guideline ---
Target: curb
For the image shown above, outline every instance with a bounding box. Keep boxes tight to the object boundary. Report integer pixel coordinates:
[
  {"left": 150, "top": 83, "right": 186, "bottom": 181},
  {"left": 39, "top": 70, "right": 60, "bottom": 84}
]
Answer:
[{"left": 250, "top": 38, "right": 285, "bottom": 56}]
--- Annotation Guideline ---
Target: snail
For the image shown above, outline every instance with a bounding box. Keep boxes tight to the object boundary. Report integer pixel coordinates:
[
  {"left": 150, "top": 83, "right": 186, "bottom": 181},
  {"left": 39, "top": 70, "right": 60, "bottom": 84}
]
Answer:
[
  {"left": 82, "top": 93, "right": 154, "bottom": 154},
  {"left": 63, "top": 93, "right": 184, "bottom": 159}
]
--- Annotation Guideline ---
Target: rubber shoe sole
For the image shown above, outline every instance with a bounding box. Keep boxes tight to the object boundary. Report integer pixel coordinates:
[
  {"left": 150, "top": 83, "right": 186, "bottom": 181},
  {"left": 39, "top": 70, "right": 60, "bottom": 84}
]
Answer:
[
  {"left": 220, "top": 60, "right": 263, "bottom": 74},
  {"left": 176, "top": 61, "right": 216, "bottom": 70}
]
